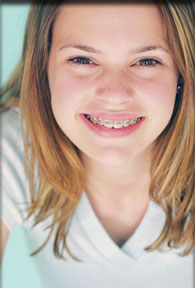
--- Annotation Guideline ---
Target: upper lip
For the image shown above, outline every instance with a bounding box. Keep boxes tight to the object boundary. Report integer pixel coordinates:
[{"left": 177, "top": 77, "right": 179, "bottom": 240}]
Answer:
[{"left": 83, "top": 112, "right": 143, "bottom": 121}]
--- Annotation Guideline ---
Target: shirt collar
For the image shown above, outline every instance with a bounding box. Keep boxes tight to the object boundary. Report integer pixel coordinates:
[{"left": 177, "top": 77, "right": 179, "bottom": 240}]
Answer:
[
  {"left": 121, "top": 200, "right": 166, "bottom": 258},
  {"left": 75, "top": 191, "right": 166, "bottom": 265}
]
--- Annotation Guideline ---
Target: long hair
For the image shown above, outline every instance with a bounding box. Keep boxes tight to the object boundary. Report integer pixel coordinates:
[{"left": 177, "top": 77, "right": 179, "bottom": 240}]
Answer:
[
  {"left": 0, "top": 1, "right": 194, "bottom": 259},
  {"left": 147, "top": 0, "right": 195, "bottom": 255}
]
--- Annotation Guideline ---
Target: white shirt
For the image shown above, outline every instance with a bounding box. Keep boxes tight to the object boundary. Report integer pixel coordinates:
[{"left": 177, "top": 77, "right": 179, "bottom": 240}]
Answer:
[{"left": 1, "top": 108, "right": 194, "bottom": 288}]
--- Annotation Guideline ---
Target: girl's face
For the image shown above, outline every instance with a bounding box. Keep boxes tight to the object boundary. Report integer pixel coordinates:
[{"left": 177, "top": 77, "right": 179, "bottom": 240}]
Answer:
[{"left": 48, "top": 4, "right": 178, "bottom": 166}]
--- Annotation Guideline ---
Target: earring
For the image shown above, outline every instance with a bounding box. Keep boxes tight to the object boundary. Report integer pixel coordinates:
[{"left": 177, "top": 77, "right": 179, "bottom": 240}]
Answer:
[
  {"left": 177, "top": 83, "right": 183, "bottom": 93},
  {"left": 177, "top": 76, "right": 183, "bottom": 93}
]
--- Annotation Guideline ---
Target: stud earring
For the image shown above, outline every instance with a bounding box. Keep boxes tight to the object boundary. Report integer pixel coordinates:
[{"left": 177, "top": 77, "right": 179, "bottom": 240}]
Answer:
[{"left": 177, "top": 83, "right": 183, "bottom": 93}]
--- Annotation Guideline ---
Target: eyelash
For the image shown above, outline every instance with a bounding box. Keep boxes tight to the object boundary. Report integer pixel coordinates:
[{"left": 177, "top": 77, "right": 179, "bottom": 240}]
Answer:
[
  {"left": 67, "top": 56, "right": 161, "bottom": 67},
  {"left": 135, "top": 58, "right": 161, "bottom": 67},
  {"left": 68, "top": 57, "right": 94, "bottom": 65}
]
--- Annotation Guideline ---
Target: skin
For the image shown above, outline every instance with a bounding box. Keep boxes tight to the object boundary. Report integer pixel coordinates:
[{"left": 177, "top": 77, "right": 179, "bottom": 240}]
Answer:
[
  {"left": 0, "top": 219, "right": 9, "bottom": 263},
  {"left": 48, "top": 4, "right": 179, "bottom": 245}
]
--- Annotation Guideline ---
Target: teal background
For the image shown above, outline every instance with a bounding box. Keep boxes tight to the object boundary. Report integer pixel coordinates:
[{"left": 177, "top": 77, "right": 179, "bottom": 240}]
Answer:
[
  {"left": 1, "top": 5, "right": 42, "bottom": 288},
  {"left": 1, "top": 5, "right": 30, "bottom": 85},
  {"left": 2, "top": 226, "right": 41, "bottom": 288}
]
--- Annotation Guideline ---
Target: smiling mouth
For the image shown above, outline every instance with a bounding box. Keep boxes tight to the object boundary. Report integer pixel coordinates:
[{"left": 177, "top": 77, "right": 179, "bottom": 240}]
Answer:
[{"left": 84, "top": 113, "right": 142, "bottom": 129}]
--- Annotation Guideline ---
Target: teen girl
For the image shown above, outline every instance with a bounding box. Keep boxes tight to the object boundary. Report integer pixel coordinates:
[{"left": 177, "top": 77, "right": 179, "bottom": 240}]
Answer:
[{"left": 1, "top": 1, "right": 194, "bottom": 287}]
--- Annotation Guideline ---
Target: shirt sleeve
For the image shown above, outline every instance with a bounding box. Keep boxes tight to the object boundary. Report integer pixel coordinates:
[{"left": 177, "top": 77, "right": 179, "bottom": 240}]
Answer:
[{"left": 1, "top": 108, "right": 31, "bottom": 232}]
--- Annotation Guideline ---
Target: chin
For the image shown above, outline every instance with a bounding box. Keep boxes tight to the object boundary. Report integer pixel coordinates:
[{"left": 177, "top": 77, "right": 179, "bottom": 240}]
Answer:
[{"left": 94, "top": 148, "right": 131, "bottom": 167}]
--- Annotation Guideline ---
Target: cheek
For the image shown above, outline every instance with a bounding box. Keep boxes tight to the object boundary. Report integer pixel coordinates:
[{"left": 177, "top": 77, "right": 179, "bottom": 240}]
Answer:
[
  {"left": 138, "top": 78, "right": 177, "bottom": 117},
  {"left": 50, "top": 71, "right": 92, "bottom": 116}
]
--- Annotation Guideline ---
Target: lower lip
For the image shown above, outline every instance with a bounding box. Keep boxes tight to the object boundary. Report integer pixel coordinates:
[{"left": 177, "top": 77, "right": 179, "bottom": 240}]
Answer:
[{"left": 80, "top": 114, "right": 144, "bottom": 138}]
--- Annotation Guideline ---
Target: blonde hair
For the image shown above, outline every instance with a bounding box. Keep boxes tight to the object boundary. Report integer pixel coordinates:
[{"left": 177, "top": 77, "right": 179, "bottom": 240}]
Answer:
[{"left": 0, "top": 1, "right": 194, "bottom": 260}]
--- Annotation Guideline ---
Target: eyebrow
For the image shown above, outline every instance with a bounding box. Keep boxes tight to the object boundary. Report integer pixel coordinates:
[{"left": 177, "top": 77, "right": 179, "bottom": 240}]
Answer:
[
  {"left": 130, "top": 45, "right": 169, "bottom": 54},
  {"left": 59, "top": 44, "right": 169, "bottom": 54},
  {"left": 59, "top": 44, "right": 100, "bottom": 53}
]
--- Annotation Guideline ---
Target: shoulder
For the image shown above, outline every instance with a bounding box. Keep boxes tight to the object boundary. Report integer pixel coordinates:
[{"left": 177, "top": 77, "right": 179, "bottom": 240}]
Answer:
[
  {"left": 1, "top": 107, "right": 25, "bottom": 174},
  {"left": 1, "top": 107, "right": 23, "bottom": 153},
  {"left": 1, "top": 107, "right": 22, "bottom": 140},
  {"left": 1, "top": 107, "right": 31, "bottom": 230}
]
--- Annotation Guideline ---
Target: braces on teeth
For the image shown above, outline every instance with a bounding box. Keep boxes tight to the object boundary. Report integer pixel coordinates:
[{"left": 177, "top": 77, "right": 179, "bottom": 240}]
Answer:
[{"left": 85, "top": 114, "right": 141, "bottom": 128}]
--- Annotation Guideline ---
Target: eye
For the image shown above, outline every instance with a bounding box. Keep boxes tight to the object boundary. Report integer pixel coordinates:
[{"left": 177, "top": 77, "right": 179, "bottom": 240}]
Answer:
[
  {"left": 68, "top": 56, "right": 94, "bottom": 65},
  {"left": 135, "top": 58, "right": 161, "bottom": 67}
]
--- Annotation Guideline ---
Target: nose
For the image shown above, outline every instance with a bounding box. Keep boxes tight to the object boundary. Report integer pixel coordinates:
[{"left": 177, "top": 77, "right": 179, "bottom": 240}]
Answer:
[{"left": 95, "top": 70, "right": 135, "bottom": 106}]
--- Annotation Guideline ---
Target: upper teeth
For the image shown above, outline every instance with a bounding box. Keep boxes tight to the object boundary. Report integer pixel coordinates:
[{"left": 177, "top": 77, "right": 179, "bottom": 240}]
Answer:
[{"left": 86, "top": 114, "right": 141, "bottom": 128}]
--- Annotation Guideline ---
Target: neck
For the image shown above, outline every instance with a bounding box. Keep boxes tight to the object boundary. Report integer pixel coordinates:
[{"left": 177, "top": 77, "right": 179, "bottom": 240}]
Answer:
[
  {"left": 81, "top": 151, "right": 152, "bottom": 208},
  {"left": 81, "top": 151, "right": 152, "bottom": 245}
]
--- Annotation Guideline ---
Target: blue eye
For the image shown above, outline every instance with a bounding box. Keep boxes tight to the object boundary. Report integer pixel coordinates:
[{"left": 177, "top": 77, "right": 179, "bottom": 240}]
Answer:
[
  {"left": 68, "top": 57, "right": 94, "bottom": 65},
  {"left": 135, "top": 58, "right": 161, "bottom": 66}
]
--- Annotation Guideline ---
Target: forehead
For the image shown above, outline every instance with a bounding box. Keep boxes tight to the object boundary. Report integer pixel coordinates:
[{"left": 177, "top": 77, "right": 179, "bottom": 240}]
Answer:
[{"left": 52, "top": 4, "right": 167, "bottom": 51}]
